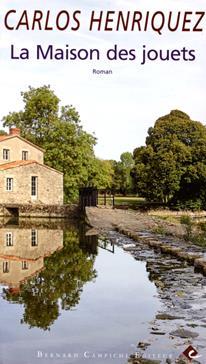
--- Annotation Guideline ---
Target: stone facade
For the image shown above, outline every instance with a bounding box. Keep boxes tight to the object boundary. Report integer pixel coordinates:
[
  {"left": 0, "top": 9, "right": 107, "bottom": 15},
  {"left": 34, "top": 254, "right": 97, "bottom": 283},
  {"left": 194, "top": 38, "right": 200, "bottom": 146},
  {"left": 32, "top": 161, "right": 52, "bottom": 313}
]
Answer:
[
  {"left": 0, "top": 130, "right": 44, "bottom": 165},
  {"left": 0, "top": 128, "right": 64, "bottom": 209},
  {"left": 0, "top": 163, "right": 63, "bottom": 205}
]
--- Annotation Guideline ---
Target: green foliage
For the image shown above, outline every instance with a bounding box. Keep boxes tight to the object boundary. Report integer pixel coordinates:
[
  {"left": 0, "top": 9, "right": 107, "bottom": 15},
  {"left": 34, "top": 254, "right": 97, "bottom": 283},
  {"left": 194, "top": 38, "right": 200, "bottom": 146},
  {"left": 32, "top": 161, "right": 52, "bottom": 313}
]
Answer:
[
  {"left": 132, "top": 110, "right": 206, "bottom": 208},
  {"left": 112, "top": 152, "right": 135, "bottom": 195},
  {"left": 198, "top": 222, "right": 206, "bottom": 232},
  {"left": 152, "top": 225, "right": 166, "bottom": 235},
  {"left": 3, "top": 86, "right": 60, "bottom": 144},
  {"left": 180, "top": 215, "right": 192, "bottom": 226},
  {"left": 191, "top": 233, "right": 206, "bottom": 247},
  {"left": 89, "top": 159, "right": 114, "bottom": 190},
  {"left": 179, "top": 215, "right": 206, "bottom": 245},
  {"left": 172, "top": 198, "right": 202, "bottom": 211},
  {"left": 2, "top": 86, "right": 98, "bottom": 202},
  {"left": 2, "top": 86, "right": 136, "bottom": 199},
  {"left": 0, "top": 129, "right": 7, "bottom": 136},
  {"left": 43, "top": 117, "right": 96, "bottom": 201},
  {"left": 180, "top": 215, "right": 193, "bottom": 241}
]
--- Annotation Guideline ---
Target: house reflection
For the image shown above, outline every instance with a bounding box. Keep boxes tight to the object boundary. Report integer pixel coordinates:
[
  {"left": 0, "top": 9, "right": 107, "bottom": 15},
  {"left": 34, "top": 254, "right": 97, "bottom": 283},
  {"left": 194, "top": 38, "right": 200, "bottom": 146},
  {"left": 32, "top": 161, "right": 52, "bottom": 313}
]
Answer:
[
  {"left": 0, "top": 225, "right": 63, "bottom": 290},
  {"left": 1, "top": 221, "right": 98, "bottom": 330}
]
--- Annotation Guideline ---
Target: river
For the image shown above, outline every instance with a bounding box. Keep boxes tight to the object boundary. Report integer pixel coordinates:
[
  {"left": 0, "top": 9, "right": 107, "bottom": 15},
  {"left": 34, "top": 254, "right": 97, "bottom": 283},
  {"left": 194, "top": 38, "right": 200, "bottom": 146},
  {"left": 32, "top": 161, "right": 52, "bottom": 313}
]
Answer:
[
  {"left": 0, "top": 219, "right": 162, "bottom": 364},
  {"left": 1, "top": 219, "right": 206, "bottom": 364}
]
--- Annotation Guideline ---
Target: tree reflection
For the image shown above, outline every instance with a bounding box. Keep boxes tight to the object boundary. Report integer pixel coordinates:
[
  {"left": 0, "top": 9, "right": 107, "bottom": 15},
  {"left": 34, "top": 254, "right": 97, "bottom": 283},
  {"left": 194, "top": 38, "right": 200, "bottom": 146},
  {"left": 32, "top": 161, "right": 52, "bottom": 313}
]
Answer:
[{"left": 2, "top": 228, "right": 97, "bottom": 330}]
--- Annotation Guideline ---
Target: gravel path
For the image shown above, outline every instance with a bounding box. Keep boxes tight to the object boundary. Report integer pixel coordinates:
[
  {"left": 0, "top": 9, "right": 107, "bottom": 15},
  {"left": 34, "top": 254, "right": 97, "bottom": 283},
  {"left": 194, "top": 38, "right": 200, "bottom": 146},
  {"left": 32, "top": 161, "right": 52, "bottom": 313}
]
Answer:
[{"left": 86, "top": 207, "right": 185, "bottom": 237}]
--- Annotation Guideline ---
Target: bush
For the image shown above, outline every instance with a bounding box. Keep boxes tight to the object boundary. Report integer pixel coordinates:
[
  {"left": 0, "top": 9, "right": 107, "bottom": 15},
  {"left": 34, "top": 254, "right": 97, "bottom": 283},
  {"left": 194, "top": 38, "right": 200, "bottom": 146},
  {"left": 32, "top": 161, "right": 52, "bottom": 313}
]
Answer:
[
  {"left": 180, "top": 215, "right": 192, "bottom": 226},
  {"left": 170, "top": 198, "right": 203, "bottom": 211},
  {"left": 180, "top": 215, "right": 193, "bottom": 241}
]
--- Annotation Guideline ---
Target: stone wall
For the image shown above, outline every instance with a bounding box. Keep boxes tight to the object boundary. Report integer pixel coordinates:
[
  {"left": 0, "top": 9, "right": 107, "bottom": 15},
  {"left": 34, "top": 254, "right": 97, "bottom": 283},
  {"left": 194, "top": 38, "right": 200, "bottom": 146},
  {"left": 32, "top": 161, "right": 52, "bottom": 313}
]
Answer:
[
  {"left": 0, "top": 163, "right": 63, "bottom": 205},
  {"left": 0, "top": 137, "right": 44, "bottom": 164},
  {"left": 0, "top": 204, "right": 79, "bottom": 218}
]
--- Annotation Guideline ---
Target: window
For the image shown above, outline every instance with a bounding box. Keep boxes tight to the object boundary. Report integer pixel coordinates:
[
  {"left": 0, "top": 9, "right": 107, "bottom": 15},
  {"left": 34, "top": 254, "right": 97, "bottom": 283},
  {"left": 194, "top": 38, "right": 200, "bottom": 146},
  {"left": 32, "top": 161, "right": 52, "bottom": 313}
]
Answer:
[
  {"left": 31, "top": 176, "right": 38, "bottom": 197},
  {"left": 22, "top": 151, "right": 28, "bottom": 160},
  {"left": 3, "top": 149, "right": 10, "bottom": 161},
  {"left": 6, "top": 178, "right": 13, "bottom": 191},
  {"left": 3, "top": 262, "right": 9, "bottom": 273},
  {"left": 6, "top": 232, "right": 13, "bottom": 247},
  {"left": 22, "top": 261, "right": 29, "bottom": 270},
  {"left": 31, "top": 229, "right": 38, "bottom": 246}
]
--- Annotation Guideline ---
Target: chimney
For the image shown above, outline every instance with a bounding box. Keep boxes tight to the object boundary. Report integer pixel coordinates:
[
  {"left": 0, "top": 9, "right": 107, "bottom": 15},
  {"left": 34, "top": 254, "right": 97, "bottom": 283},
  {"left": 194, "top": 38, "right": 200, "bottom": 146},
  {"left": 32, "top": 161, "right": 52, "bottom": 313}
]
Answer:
[
  {"left": 8, "top": 286, "right": 21, "bottom": 295},
  {"left": 9, "top": 127, "right": 21, "bottom": 136}
]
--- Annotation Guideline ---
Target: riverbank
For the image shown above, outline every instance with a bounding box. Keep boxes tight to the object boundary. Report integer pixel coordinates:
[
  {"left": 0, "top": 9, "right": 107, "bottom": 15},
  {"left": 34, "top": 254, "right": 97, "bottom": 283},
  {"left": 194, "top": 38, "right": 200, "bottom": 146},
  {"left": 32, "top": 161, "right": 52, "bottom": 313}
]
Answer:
[
  {"left": 86, "top": 207, "right": 206, "bottom": 363},
  {"left": 86, "top": 207, "right": 206, "bottom": 276}
]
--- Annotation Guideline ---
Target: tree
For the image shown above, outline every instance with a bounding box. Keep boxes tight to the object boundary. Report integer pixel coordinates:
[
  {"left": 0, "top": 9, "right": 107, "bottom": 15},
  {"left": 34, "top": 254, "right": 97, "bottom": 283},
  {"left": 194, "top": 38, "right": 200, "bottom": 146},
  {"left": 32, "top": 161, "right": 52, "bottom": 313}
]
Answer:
[
  {"left": 112, "top": 152, "right": 134, "bottom": 195},
  {"left": 3, "top": 86, "right": 60, "bottom": 144},
  {"left": 132, "top": 110, "right": 206, "bottom": 208},
  {"left": 88, "top": 159, "right": 114, "bottom": 191},
  {"left": 2, "top": 86, "right": 97, "bottom": 201}
]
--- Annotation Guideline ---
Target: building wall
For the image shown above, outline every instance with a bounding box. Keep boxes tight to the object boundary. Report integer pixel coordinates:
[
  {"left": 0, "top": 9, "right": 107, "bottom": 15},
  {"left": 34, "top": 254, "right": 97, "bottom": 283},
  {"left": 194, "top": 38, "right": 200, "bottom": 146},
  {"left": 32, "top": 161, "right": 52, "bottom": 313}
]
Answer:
[
  {"left": 0, "top": 137, "right": 44, "bottom": 164},
  {"left": 0, "top": 163, "right": 64, "bottom": 205}
]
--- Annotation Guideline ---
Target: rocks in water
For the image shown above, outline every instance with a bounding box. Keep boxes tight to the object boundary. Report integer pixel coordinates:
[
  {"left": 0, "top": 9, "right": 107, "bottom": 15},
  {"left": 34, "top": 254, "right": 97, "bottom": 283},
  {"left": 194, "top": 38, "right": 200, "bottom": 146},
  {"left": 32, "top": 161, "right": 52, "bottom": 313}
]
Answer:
[
  {"left": 150, "top": 331, "right": 166, "bottom": 335},
  {"left": 170, "top": 328, "right": 199, "bottom": 338},
  {"left": 150, "top": 327, "right": 166, "bottom": 335},
  {"left": 128, "top": 358, "right": 161, "bottom": 364},
  {"left": 187, "top": 323, "right": 199, "bottom": 328},
  {"left": 176, "top": 291, "right": 185, "bottom": 298},
  {"left": 154, "top": 279, "right": 165, "bottom": 289},
  {"left": 179, "top": 302, "right": 192, "bottom": 309},
  {"left": 175, "top": 355, "right": 201, "bottom": 364},
  {"left": 194, "top": 258, "right": 206, "bottom": 275},
  {"left": 109, "top": 231, "right": 205, "bottom": 360},
  {"left": 137, "top": 342, "right": 151, "bottom": 350},
  {"left": 123, "top": 245, "right": 138, "bottom": 251},
  {"left": 175, "top": 358, "right": 188, "bottom": 364},
  {"left": 156, "top": 313, "right": 184, "bottom": 320}
]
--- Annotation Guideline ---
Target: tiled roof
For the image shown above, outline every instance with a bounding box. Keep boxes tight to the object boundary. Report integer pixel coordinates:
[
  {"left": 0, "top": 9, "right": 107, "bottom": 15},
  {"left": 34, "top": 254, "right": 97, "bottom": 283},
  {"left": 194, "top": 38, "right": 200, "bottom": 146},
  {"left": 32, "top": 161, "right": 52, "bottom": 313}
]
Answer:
[
  {"left": 0, "top": 160, "right": 37, "bottom": 170},
  {"left": 0, "top": 134, "right": 44, "bottom": 152},
  {"left": 0, "top": 160, "right": 36, "bottom": 170},
  {"left": 0, "top": 160, "right": 63, "bottom": 174},
  {"left": 0, "top": 135, "right": 9, "bottom": 141}
]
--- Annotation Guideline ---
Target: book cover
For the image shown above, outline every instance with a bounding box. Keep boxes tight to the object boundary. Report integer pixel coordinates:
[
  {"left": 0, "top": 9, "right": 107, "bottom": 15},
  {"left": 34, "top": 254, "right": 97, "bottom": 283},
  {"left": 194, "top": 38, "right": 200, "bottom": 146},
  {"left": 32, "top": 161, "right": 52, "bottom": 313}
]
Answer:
[{"left": 0, "top": 1, "right": 205, "bottom": 364}]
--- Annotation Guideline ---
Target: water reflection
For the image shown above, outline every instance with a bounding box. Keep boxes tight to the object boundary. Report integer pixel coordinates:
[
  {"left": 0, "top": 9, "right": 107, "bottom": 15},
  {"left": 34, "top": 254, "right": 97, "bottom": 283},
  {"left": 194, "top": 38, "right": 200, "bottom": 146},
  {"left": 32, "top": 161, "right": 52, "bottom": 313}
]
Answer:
[{"left": 0, "top": 219, "right": 98, "bottom": 331}]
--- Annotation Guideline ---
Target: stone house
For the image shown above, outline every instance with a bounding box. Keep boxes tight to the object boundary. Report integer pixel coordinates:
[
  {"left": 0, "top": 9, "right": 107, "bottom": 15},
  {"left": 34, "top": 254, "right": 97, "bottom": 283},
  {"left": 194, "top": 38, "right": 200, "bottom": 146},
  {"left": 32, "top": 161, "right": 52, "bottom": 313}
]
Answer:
[{"left": 0, "top": 128, "right": 64, "bottom": 214}]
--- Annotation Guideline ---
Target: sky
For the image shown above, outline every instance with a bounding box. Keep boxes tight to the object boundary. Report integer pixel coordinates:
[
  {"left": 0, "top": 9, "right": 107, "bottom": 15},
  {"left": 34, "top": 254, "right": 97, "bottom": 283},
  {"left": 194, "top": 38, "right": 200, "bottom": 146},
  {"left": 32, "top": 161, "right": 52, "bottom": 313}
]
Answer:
[{"left": 0, "top": 0, "right": 205, "bottom": 160}]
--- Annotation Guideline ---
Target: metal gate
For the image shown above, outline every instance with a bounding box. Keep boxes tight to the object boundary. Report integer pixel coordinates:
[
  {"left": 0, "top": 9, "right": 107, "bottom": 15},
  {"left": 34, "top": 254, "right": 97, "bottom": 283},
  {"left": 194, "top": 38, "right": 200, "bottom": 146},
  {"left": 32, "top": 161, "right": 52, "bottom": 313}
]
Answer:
[{"left": 79, "top": 188, "right": 98, "bottom": 211}]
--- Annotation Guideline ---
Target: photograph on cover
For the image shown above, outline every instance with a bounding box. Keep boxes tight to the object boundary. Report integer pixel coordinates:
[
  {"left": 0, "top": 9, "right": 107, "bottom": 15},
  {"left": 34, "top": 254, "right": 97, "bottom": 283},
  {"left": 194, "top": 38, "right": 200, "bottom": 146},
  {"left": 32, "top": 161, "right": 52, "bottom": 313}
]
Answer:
[{"left": 0, "top": 1, "right": 205, "bottom": 363}]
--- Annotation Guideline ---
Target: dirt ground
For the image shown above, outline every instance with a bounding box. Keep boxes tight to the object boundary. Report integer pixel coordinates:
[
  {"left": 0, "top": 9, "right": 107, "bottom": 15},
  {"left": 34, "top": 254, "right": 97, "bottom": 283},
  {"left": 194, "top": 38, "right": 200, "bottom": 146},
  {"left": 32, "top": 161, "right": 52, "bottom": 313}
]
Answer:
[{"left": 86, "top": 206, "right": 185, "bottom": 238}]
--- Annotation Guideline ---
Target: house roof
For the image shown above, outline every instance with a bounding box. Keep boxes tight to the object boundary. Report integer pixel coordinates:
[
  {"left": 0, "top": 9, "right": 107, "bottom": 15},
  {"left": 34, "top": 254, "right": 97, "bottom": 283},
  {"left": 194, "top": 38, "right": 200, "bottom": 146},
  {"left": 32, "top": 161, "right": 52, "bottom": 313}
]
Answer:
[
  {"left": 0, "top": 160, "right": 63, "bottom": 175},
  {"left": 0, "top": 134, "right": 45, "bottom": 152},
  {"left": 0, "top": 254, "right": 38, "bottom": 262},
  {"left": 0, "top": 160, "right": 36, "bottom": 170}
]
